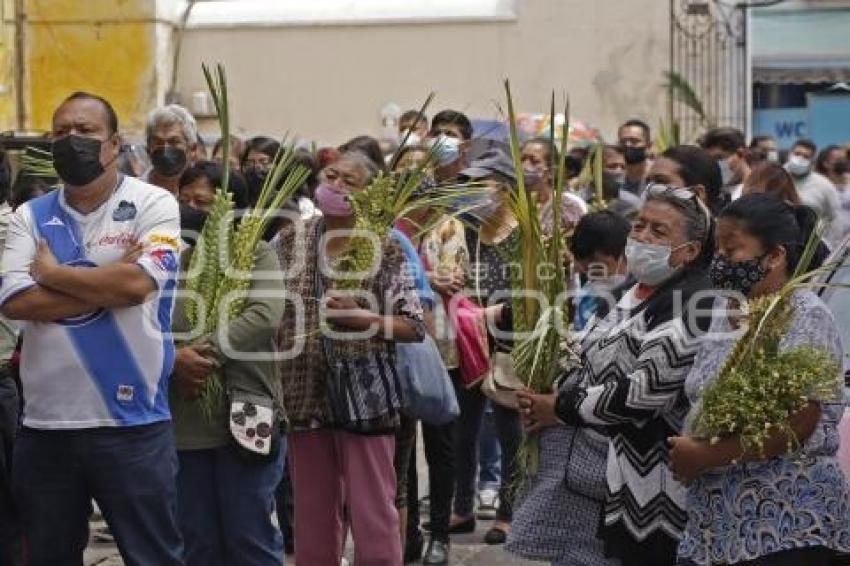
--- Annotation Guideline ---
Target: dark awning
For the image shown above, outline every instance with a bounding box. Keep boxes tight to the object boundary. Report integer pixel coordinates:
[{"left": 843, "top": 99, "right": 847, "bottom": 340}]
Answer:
[
  {"left": 754, "top": 64, "right": 850, "bottom": 85},
  {"left": 752, "top": 7, "right": 850, "bottom": 84}
]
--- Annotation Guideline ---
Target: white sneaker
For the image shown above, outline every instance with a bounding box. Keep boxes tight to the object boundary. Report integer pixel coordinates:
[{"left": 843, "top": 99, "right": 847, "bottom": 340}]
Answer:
[{"left": 476, "top": 488, "right": 499, "bottom": 520}]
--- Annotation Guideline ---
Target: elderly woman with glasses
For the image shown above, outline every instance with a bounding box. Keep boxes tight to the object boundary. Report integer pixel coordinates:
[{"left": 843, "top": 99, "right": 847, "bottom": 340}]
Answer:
[
  {"left": 273, "top": 150, "right": 427, "bottom": 566},
  {"left": 508, "top": 185, "right": 715, "bottom": 566}
]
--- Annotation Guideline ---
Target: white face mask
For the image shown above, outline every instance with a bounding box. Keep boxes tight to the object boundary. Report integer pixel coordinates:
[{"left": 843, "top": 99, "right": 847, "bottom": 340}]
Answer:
[
  {"left": 718, "top": 157, "right": 734, "bottom": 187},
  {"left": 786, "top": 154, "right": 811, "bottom": 177},
  {"left": 767, "top": 150, "right": 779, "bottom": 163},
  {"left": 625, "top": 237, "right": 689, "bottom": 286},
  {"left": 474, "top": 186, "right": 504, "bottom": 219},
  {"left": 399, "top": 130, "right": 421, "bottom": 147},
  {"left": 605, "top": 169, "right": 627, "bottom": 186},
  {"left": 429, "top": 134, "right": 462, "bottom": 167}
]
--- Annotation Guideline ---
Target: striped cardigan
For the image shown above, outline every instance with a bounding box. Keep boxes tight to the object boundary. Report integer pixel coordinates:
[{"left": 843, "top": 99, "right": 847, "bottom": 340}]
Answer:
[{"left": 556, "top": 273, "right": 712, "bottom": 562}]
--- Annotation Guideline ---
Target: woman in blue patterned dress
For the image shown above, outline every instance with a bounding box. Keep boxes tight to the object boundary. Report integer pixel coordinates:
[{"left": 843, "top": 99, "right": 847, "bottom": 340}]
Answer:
[{"left": 670, "top": 194, "right": 850, "bottom": 565}]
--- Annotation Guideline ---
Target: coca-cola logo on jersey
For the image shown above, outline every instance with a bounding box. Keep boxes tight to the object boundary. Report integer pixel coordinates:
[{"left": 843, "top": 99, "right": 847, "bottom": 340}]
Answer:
[{"left": 86, "top": 232, "right": 138, "bottom": 249}]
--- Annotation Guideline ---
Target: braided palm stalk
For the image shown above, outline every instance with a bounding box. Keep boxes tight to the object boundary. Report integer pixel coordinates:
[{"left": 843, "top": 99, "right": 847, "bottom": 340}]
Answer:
[
  {"left": 503, "top": 85, "right": 577, "bottom": 478},
  {"left": 185, "top": 189, "right": 234, "bottom": 330},
  {"left": 187, "top": 63, "right": 310, "bottom": 418}
]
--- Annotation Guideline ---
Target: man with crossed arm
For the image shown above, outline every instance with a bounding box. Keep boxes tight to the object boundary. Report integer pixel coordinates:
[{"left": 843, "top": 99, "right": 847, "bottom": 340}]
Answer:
[{"left": 0, "top": 92, "right": 183, "bottom": 565}]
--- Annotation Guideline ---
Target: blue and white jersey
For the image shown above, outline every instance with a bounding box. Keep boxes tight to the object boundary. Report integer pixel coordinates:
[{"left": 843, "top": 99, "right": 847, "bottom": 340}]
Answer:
[{"left": 0, "top": 175, "right": 180, "bottom": 429}]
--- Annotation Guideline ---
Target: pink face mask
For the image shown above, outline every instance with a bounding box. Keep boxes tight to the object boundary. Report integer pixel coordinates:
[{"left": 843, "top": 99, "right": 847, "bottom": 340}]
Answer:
[{"left": 314, "top": 183, "right": 352, "bottom": 217}]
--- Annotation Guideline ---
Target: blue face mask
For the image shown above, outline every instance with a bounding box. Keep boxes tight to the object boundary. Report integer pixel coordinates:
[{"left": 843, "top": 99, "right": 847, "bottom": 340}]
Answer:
[{"left": 429, "top": 134, "right": 462, "bottom": 167}]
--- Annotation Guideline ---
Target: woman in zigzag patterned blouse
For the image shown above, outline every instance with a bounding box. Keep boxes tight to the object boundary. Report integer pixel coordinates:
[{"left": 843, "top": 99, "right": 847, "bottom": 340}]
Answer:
[{"left": 509, "top": 185, "right": 715, "bottom": 566}]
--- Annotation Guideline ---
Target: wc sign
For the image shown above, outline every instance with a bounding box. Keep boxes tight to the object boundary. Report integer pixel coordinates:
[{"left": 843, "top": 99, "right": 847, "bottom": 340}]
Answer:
[{"left": 753, "top": 108, "right": 808, "bottom": 150}]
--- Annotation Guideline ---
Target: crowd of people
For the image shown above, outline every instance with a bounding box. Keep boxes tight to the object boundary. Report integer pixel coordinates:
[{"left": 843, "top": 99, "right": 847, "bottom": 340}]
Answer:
[{"left": 0, "top": 90, "right": 848, "bottom": 566}]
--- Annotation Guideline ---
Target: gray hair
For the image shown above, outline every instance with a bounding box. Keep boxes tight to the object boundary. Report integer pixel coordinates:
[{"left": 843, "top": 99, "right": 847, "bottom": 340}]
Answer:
[
  {"left": 145, "top": 104, "right": 197, "bottom": 146},
  {"left": 644, "top": 191, "right": 710, "bottom": 246},
  {"left": 330, "top": 150, "right": 380, "bottom": 187}
]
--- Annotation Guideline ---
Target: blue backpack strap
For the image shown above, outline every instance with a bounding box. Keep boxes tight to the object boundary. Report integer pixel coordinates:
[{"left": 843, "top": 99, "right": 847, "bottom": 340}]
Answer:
[{"left": 27, "top": 191, "right": 84, "bottom": 265}]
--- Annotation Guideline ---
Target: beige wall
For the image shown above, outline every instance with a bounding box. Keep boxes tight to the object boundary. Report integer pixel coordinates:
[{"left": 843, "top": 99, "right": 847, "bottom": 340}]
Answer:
[{"left": 176, "top": 0, "right": 670, "bottom": 145}]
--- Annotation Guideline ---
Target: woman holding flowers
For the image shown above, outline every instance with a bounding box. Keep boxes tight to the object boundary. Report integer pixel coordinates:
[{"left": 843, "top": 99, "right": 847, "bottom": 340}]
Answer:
[
  {"left": 671, "top": 194, "right": 850, "bottom": 566},
  {"left": 511, "top": 185, "right": 714, "bottom": 566},
  {"left": 273, "top": 150, "right": 426, "bottom": 566}
]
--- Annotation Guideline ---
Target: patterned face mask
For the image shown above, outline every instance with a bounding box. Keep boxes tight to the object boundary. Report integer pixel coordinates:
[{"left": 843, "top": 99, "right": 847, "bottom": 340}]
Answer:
[{"left": 709, "top": 254, "right": 768, "bottom": 297}]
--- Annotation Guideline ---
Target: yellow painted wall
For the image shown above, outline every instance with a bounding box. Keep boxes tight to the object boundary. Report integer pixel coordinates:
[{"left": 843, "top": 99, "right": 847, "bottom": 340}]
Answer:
[
  {"left": 0, "top": 0, "right": 19, "bottom": 131},
  {"left": 24, "top": 0, "right": 158, "bottom": 136}
]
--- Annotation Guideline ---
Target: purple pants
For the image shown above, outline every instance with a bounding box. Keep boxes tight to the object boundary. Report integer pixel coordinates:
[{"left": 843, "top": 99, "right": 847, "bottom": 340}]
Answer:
[{"left": 289, "top": 429, "right": 401, "bottom": 566}]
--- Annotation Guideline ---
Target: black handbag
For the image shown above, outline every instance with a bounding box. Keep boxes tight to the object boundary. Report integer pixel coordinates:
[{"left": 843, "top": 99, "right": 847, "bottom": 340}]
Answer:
[
  {"left": 321, "top": 338, "right": 405, "bottom": 434},
  {"left": 315, "top": 249, "right": 406, "bottom": 434}
]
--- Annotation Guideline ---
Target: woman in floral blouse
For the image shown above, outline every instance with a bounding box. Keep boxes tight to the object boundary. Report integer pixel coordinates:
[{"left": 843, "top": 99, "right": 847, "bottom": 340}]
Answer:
[
  {"left": 671, "top": 194, "right": 850, "bottom": 566},
  {"left": 274, "top": 150, "right": 425, "bottom": 566}
]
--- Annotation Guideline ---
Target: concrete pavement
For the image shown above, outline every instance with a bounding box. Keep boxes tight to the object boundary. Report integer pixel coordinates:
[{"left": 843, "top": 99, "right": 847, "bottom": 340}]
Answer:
[
  {"left": 83, "top": 515, "right": 540, "bottom": 565},
  {"left": 83, "top": 427, "right": 540, "bottom": 565}
]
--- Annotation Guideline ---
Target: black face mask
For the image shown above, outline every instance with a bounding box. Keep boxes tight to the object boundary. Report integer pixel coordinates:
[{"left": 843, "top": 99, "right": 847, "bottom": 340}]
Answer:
[
  {"left": 622, "top": 146, "right": 647, "bottom": 165},
  {"left": 52, "top": 135, "right": 106, "bottom": 186},
  {"left": 244, "top": 167, "right": 269, "bottom": 196},
  {"left": 179, "top": 202, "right": 208, "bottom": 246},
  {"left": 150, "top": 147, "right": 187, "bottom": 177},
  {"left": 833, "top": 159, "right": 849, "bottom": 177},
  {"left": 709, "top": 254, "right": 768, "bottom": 297}
]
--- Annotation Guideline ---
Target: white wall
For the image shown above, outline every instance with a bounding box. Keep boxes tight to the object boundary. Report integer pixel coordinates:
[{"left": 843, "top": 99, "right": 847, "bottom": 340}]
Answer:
[{"left": 175, "top": 0, "right": 670, "bottom": 145}]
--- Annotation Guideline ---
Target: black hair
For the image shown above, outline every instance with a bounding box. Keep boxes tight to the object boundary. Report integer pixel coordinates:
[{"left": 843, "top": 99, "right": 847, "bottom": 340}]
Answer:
[
  {"left": 792, "top": 138, "right": 817, "bottom": 155},
  {"left": 618, "top": 119, "right": 651, "bottom": 144},
  {"left": 431, "top": 110, "right": 473, "bottom": 141},
  {"left": 179, "top": 160, "right": 250, "bottom": 210},
  {"left": 0, "top": 152, "right": 10, "bottom": 204},
  {"left": 719, "top": 193, "right": 829, "bottom": 275},
  {"left": 338, "top": 135, "right": 387, "bottom": 172},
  {"left": 662, "top": 145, "right": 724, "bottom": 216},
  {"left": 570, "top": 210, "right": 631, "bottom": 261},
  {"left": 291, "top": 148, "right": 320, "bottom": 196},
  {"left": 60, "top": 91, "right": 119, "bottom": 135},
  {"left": 522, "top": 137, "right": 560, "bottom": 167},
  {"left": 400, "top": 110, "right": 428, "bottom": 126},
  {"left": 815, "top": 144, "right": 844, "bottom": 177},
  {"left": 564, "top": 147, "right": 589, "bottom": 179},
  {"left": 11, "top": 173, "right": 56, "bottom": 210},
  {"left": 604, "top": 144, "right": 625, "bottom": 157},
  {"left": 241, "top": 136, "right": 280, "bottom": 165},
  {"left": 749, "top": 135, "right": 774, "bottom": 149},
  {"left": 700, "top": 127, "right": 745, "bottom": 153}
]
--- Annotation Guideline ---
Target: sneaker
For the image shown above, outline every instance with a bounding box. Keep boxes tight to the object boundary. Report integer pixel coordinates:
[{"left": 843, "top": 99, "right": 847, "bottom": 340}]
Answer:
[
  {"left": 476, "top": 488, "right": 499, "bottom": 520},
  {"left": 422, "top": 538, "right": 450, "bottom": 565}
]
